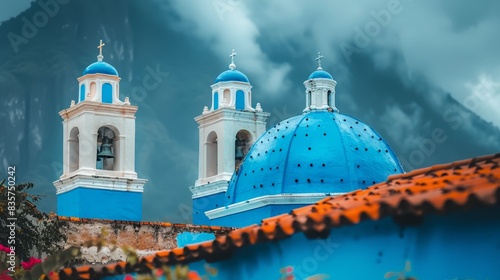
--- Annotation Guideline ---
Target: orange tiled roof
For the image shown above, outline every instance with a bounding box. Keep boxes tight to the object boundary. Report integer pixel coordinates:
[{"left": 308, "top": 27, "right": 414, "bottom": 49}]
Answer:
[{"left": 51, "top": 153, "right": 500, "bottom": 279}]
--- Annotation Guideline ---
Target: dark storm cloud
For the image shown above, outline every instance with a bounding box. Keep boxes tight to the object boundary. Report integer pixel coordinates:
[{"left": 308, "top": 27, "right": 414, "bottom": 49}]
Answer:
[{"left": 164, "top": 0, "right": 500, "bottom": 145}]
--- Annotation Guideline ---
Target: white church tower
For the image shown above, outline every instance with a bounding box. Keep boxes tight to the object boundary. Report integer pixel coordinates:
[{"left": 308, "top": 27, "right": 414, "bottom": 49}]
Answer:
[
  {"left": 53, "top": 40, "right": 147, "bottom": 221},
  {"left": 303, "top": 53, "right": 338, "bottom": 113},
  {"left": 190, "top": 50, "right": 269, "bottom": 224}
]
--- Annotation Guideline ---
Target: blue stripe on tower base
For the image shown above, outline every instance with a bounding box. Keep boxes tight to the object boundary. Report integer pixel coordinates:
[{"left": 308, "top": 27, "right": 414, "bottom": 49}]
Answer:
[{"left": 57, "top": 187, "right": 142, "bottom": 221}]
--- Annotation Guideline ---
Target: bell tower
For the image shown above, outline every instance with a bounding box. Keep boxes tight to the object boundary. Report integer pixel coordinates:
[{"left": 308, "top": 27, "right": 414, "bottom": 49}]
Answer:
[
  {"left": 190, "top": 50, "right": 269, "bottom": 225},
  {"left": 53, "top": 40, "right": 147, "bottom": 221},
  {"left": 303, "top": 52, "right": 338, "bottom": 113}
]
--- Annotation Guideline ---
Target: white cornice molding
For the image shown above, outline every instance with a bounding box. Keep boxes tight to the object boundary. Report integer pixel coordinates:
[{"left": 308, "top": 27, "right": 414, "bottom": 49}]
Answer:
[
  {"left": 59, "top": 101, "right": 138, "bottom": 120},
  {"left": 303, "top": 77, "right": 337, "bottom": 86},
  {"left": 194, "top": 173, "right": 233, "bottom": 187},
  {"left": 53, "top": 174, "right": 147, "bottom": 194},
  {"left": 205, "top": 192, "right": 344, "bottom": 219},
  {"left": 189, "top": 180, "right": 229, "bottom": 198},
  {"left": 59, "top": 169, "right": 139, "bottom": 180},
  {"left": 194, "top": 108, "right": 270, "bottom": 125},
  {"left": 210, "top": 81, "right": 252, "bottom": 89},
  {"left": 77, "top": 73, "right": 121, "bottom": 82}
]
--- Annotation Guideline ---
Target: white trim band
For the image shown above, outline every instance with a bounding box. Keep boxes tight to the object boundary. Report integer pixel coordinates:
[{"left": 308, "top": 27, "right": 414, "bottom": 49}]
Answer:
[
  {"left": 190, "top": 180, "right": 229, "bottom": 198},
  {"left": 205, "top": 192, "right": 344, "bottom": 219},
  {"left": 53, "top": 174, "right": 147, "bottom": 194}
]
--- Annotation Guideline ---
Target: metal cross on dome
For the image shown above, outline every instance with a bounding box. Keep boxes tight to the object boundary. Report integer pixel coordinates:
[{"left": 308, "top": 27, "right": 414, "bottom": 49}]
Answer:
[
  {"left": 315, "top": 52, "right": 324, "bottom": 70},
  {"left": 97, "top": 39, "right": 105, "bottom": 61},
  {"left": 229, "top": 49, "right": 237, "bottom": 70}
]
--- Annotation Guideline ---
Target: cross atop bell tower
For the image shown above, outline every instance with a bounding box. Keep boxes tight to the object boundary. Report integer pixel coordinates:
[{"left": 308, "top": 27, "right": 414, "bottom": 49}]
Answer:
[
  {"left": 97, "top": 39, "right": 105, "bottom": 61},
  {"left": 315, "top": 52, "right": 324, "bottom": 70},
  {"left": 54, "top": 41, "right": 147, "bottom": 221},
  {"left": 229, "top": 49, "right": 237, "bottom": 70}
]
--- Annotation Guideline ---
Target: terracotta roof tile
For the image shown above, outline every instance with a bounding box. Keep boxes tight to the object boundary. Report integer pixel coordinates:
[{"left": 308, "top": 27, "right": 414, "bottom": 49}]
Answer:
[{"left": 49, "top": 153, "right": 500, "bottom": 279}]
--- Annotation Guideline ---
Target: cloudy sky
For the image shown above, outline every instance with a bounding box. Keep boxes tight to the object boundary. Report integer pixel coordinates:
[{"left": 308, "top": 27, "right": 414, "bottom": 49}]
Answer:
[
  {"left": 166, "top": 0, "right": 500, "bottom": 125},
  {"left": 1, "top": 0, "right": 499, "bottom": 222}
]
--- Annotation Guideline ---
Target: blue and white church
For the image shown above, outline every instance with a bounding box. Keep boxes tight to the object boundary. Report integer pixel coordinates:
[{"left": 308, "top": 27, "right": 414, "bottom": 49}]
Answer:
[
  {"left": 52, "top": 43, "right": 402, "bottom": 227},
  {"left": 51, "top": 45, "right": 500, "bottom": 280},
  {"left": 53, "top": 41, "right": 147, "bottom": 221},
  {"left": 192, "top": 52, "right": 404, "bottom": 227}
]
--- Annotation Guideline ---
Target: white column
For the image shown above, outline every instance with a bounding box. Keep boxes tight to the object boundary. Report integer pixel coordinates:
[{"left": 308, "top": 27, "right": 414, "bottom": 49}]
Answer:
[
  {"left": 62, "top": 121, "right": 69, "bottom": 175},
  {"left": 322, "top": 88, "right": 328, "bottom": 107},
  {"left": 199, "top": 128, "right": 205, "bottom": 179}
]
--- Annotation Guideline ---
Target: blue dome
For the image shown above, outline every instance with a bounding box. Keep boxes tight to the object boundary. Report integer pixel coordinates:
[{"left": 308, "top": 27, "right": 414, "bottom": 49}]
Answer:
[
  {"left": 226, "top": 111, "right": 403, "bottom": 205},
  {"left": 215, "top": 69, "right": 249, "bottom": 83},
  {"left": 308, "top": 70, "right": 333, "bottom": 80},
  {"left": 83, "top": 61, "right": 119, "bottom": 76}
]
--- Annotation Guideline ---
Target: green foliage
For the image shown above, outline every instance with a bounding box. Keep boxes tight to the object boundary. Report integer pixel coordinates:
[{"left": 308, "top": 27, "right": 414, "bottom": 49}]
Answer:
[{"left": 0, "top": 181, "right": 68, "bottom": 260}]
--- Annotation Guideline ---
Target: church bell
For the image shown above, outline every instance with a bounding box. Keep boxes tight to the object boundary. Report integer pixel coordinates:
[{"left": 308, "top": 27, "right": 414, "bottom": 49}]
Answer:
[
  {"left": 97, "top": 136, "right": 114, "bottom": 159},
  {"left": 235, "top": 146, "right": 245, "bottom": 160}
]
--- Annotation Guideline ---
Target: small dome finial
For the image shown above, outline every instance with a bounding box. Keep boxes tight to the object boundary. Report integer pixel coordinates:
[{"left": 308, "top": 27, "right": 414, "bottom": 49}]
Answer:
[
  {"left": 97, "top": 39, "right": 105, "bottom": 62},
  {"left": 315, "top": 52, "right": 323, "bottom": 70},
  {"left": 229, "top": 49, "right": 237, "bottom": 70}
]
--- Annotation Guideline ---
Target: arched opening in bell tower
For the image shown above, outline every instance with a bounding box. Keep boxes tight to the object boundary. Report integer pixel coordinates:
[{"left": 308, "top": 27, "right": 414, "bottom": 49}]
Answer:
[
  {"left": 213, "top": 92, "right": 219, "bottom": 110},
  {"left": 206, "top": 131, "right": 218, "bottom": 177},
  {"left": 89, "top": 82, "right": 96, "bottom": 99},
  {"left": 236, "top": 90, "right": 245, "bottom": 110},
  {"left": 235, "top": 130, "right": 252, "bottom": 170},
  {"left": 223, "top": 89, "right": 231, "bottom": 106},
  {"left": 102, "top": 82, "right": 113, "bottom": 103},
  {"left": 96, "top": 126, "right": 118, "bottom": 171},
  {"left": 68, "top": 127, "right": 80, "bottom": 173},
  {"left": 327, "top": 90, "right": 332, "bottom": 107}
]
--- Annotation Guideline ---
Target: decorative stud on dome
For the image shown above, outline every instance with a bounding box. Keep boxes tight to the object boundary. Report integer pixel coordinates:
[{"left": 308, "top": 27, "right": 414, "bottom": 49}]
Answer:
[
  {"left": 315, "top": 52, "right": 323, "bottom": 70},
  {"left": 97, "top": 39, "right": 105, "bottom": 62},
  {"left": 229, "top": 49, "right": 237, "bottom": 70}
]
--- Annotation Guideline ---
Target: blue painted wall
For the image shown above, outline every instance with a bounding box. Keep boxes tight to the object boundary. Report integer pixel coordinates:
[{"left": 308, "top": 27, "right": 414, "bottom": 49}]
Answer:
[
  {"left": 176, "top": 232, "right": 215, "bottom": 248},
  {"left": 57, "top": 187, "right": 142, "bottom": 221},
  {"left": 213, "top": 92, "right": 219, "bottom": 110},
  {"left": 269, "top": 204, "right": 308, "bottom": 217},
  {"left": 102, "top": 83, "right": 113, "bottom": 103},
  {"left": 192, "top": 192, "right": 226, "bottom": 225},
  {"left": 79, "top": 84, "right": 85, "bottom": 102},
  {"left": 210, "top": 204, "right": 309, "bottom": 227},
  {"left": 235, "top": 90, "right": 245, "bottom": 110},
  {"left": 211, "top": 205, "right": 272, "bottom": 227},
  {"left": 162, "top": 205, "right": 500, "bottom": 279}
]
